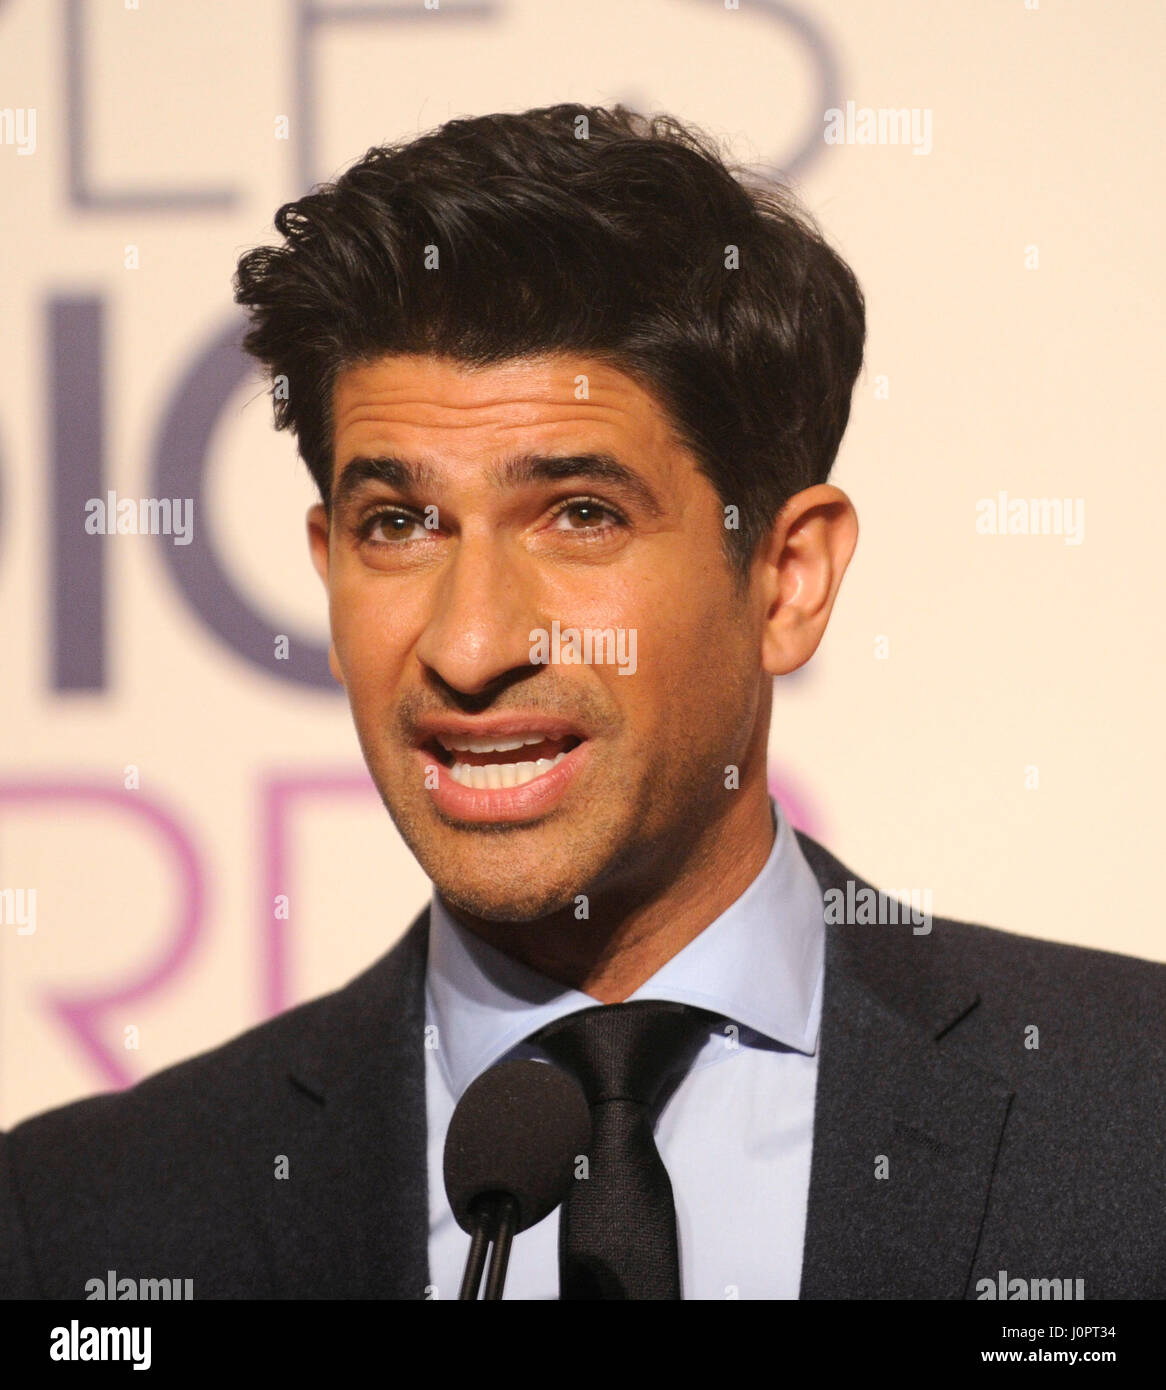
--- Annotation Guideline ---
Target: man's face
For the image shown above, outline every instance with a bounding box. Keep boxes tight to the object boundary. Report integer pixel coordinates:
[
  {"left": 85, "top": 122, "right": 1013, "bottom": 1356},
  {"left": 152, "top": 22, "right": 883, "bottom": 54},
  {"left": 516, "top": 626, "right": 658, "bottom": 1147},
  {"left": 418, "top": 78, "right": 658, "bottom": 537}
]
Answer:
[{"left": 310, "top": 353, "right": 772, "bottom": 922}]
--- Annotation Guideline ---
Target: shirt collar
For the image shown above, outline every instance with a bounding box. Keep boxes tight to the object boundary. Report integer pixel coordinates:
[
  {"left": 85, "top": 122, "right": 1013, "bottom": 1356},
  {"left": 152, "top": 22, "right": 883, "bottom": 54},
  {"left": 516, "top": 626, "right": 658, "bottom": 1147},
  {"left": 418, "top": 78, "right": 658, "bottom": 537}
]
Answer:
[{"left": 426, "top": 798, "right": 824, "bottom": 1098}]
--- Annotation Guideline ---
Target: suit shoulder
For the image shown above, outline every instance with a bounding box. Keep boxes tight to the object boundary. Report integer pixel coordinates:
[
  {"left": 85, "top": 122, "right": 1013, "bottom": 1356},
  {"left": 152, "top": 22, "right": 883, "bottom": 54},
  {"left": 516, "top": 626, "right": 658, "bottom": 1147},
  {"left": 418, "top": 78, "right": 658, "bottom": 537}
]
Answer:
[
  {"left": 4, "top": 914, "right": 426, "bottom": 1153},
  {"left": 933, "top": 913, "right": 1165, "bottom": 1014},
  {"left": 799, "top": 830, "right": 1166, "bottom": 1049},
  {"left": 5, "top": 984, "right": 337, "bottom": 1155},
  {"left": 0, "top": 919, "right": 427, "bottom": 1298},
  {"left": 920, "top": 913, "right": 1166, "bottom": 1094},
  {"left": 0, "top": 991, "right": 342, "bottom": 1299}
]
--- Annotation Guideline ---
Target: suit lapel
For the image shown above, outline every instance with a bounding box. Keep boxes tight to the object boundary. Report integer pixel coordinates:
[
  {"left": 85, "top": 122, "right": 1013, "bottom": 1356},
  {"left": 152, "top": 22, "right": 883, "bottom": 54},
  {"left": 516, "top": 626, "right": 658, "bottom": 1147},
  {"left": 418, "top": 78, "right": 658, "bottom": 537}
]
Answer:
[
  {"left": 796, "top": 834, "right": 1014, "bottom": 1298},
  {"left": 270, "top": 908, "right": 432, "bottom": 1298}
]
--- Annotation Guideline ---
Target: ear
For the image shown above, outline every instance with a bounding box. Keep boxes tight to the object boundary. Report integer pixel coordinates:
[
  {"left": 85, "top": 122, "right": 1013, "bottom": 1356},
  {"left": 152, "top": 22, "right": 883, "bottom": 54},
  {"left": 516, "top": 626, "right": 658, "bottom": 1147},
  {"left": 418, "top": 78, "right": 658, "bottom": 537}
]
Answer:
[
  {"left": 757, "top": 484, "right": 858, "bottom": 677},
  {"left": 306, "top": 503, "right": 344, "bottom": 687},
  {"left": 307, "top": 502, "right": 330, "bottom": 587}
]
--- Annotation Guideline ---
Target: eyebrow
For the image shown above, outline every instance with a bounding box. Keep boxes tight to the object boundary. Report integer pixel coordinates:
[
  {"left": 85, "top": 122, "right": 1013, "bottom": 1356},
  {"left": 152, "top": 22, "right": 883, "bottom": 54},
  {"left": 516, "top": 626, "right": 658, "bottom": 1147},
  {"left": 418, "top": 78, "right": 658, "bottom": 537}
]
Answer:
[{"left": 332, "top": 450, "right": 665, "bottom": 517}]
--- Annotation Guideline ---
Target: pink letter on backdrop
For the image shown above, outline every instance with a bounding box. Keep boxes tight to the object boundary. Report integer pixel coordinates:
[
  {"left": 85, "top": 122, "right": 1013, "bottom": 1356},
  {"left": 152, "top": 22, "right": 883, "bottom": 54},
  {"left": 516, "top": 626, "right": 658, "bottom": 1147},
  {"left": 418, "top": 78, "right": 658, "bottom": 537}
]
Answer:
[
  {"left": 0, "top": 781, "right": 205, "bottom": 1090},
  {"left": 259, "top": 770, "right": 381, "bottom": 1017}
]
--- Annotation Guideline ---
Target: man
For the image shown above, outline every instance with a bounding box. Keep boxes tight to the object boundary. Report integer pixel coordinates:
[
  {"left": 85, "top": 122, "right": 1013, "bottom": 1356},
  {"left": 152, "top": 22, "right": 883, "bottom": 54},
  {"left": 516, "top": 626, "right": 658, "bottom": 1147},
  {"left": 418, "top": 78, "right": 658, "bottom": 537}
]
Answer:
[{"left": 2, "top": 105, "right": 1162, "bottom": 1300}]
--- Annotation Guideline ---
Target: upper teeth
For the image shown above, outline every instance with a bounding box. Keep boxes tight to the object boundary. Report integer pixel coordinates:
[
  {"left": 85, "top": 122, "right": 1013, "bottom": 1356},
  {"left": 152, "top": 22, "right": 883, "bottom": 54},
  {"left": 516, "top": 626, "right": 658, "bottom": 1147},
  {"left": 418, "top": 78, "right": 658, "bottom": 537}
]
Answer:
[{"left": 437, "top": 734, "right": 556, "bottom": 753}]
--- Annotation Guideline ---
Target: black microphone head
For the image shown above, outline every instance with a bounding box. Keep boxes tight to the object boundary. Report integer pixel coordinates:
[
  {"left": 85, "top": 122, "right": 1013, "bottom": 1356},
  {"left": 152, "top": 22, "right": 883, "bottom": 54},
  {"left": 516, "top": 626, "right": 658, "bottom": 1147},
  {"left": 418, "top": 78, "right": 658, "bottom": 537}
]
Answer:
[{"left": 443, "top": 1058, "right": 592, "bottom": 1235}]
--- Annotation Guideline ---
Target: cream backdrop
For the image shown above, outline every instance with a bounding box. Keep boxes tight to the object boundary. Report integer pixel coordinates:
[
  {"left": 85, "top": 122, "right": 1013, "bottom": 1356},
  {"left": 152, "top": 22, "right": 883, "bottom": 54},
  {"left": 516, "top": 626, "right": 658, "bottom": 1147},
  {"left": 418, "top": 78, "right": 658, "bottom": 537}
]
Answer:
[{"left": 1, "top": 0, "right": 1162, "bottom": 1128}]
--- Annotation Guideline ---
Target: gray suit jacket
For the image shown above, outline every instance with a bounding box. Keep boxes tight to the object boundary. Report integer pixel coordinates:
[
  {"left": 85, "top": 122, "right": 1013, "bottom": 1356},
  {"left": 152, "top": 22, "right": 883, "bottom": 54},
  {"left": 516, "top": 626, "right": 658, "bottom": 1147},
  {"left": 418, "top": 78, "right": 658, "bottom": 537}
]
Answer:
[{"left": 1, "top": 833, "right": 1163, "bottom": 1299}]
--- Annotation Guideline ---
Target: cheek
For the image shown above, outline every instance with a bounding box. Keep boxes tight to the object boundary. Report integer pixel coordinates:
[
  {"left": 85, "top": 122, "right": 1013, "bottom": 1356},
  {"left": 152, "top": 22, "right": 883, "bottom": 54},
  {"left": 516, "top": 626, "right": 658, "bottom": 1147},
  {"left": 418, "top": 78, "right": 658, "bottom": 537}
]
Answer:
[
  {"left": 643, "top": 577, "right": 739, "bottom": 673},
  {"left": 620, "top": 594, "right": 747, "bottom": 731},
  {"left": 329, "top": 587, "right": 403, "bottom": 697},
  {"left": 675, "top": 603, "right": 757, "bottom": 727}
]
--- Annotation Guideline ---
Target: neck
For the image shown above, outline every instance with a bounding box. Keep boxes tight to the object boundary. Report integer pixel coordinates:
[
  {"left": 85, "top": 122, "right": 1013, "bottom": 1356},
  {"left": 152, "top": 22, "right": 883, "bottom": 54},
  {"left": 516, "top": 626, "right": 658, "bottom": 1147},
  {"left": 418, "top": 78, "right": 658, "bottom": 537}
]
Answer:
[{"left": 442, "top": 789, "right": 777, "bottom": 1003}]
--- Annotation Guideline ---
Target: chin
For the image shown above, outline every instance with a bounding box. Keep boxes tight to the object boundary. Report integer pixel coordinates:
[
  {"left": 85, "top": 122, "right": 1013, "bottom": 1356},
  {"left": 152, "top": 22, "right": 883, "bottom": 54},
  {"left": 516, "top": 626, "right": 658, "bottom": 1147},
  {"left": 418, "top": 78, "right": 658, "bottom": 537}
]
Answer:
[{"left": 437, "top": 875, "right": 582, "bottom": 925}]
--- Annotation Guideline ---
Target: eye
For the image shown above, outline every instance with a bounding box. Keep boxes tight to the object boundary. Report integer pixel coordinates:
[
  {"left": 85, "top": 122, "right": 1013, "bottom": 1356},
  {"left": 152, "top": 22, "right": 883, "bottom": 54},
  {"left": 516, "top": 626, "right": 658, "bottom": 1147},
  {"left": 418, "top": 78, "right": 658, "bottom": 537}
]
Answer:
[
  {"left": 547, "top": 498, "right": 627, "bottom": 534},
  {"left": 357, "top": 507, "right": 429, "bottom": 545}
]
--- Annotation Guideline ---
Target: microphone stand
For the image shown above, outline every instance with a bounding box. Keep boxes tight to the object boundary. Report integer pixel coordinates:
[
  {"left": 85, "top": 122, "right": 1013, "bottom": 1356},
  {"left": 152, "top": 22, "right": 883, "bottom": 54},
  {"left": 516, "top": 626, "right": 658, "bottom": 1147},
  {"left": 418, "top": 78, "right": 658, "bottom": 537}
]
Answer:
[{"left": 458, "top": 1193, "right": 520, "bottom": 1300}]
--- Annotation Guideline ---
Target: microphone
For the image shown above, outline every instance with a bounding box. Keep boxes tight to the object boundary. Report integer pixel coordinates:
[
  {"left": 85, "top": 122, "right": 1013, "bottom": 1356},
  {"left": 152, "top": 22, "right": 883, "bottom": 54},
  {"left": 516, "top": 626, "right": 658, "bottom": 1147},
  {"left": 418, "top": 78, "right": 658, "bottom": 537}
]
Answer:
[{"left": 444, "top": 1057, "right": 591, "bottom": 1300}]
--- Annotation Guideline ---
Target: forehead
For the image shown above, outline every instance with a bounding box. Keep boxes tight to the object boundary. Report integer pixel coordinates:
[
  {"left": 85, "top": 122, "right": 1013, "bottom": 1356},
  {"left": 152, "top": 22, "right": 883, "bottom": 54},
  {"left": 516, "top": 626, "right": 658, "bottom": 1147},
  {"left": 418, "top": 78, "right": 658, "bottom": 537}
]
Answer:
[{"left": 330, "top": 353, "right": 684, "bottom": 464}]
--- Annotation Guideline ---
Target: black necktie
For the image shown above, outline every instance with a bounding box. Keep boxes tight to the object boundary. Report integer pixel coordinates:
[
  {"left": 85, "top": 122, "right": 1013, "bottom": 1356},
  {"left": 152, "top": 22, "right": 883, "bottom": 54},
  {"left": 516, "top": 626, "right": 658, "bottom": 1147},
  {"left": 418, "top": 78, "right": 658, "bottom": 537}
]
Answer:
[{"left": 531, "top": 1000, "right": 715, "bottom": 1300}]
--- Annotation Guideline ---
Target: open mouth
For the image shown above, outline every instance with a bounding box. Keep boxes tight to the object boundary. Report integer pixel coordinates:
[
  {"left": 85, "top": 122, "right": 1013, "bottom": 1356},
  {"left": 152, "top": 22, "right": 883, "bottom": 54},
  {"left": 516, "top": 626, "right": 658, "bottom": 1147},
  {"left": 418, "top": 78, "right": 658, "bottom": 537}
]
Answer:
[{"left": 427, "top": 733, "right": 585, "bottom": 790}]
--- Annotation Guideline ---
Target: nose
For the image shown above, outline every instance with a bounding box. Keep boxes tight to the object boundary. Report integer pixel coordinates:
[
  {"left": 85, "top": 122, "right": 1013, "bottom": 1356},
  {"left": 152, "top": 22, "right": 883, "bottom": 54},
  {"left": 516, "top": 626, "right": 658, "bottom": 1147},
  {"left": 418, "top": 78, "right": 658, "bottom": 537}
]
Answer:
[{"left": 414, "top": 528, "right": 538, "bottom": 697}]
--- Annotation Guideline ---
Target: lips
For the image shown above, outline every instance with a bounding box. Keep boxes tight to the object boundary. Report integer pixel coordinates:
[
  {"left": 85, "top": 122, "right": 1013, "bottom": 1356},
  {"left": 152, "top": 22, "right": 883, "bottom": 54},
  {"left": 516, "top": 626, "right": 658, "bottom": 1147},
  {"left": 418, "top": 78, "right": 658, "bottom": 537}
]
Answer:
[
  {"left": 412, "top": 717, "right": 591, "bottom": 822},
  {"left": 415, "top": 714, "right": 587, "bottom": 745}
]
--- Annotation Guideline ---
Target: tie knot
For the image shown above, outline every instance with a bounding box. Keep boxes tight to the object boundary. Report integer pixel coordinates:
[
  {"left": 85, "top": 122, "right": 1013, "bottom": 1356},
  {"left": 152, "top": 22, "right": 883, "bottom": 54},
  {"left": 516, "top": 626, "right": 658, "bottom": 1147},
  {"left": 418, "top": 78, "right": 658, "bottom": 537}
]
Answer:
[{"left": 532, "top": 1000, "right": 715, "bottom": 1109}]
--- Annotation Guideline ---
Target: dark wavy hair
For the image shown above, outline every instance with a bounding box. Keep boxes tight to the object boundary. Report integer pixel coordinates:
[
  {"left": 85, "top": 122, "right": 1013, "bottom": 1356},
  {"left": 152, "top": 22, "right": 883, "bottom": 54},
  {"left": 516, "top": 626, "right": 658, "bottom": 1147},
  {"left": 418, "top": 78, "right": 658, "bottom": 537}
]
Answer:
[{"left": 234, "top": 103, "right": 865, "bottom": 576}]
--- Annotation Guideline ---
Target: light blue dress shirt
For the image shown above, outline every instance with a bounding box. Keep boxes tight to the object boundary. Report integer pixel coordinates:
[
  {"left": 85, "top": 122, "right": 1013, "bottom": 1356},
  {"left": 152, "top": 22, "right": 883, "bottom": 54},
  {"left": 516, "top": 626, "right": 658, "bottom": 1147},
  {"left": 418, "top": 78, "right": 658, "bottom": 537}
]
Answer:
[{"left": 424, "top": 798, "right": 825, "bottom": 1300}]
